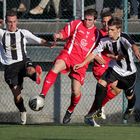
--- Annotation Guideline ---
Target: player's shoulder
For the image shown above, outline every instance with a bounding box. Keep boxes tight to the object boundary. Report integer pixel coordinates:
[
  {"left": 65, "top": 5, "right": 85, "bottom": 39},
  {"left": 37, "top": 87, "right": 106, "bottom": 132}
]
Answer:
[
  {"left": 18, "top": 29, "right": 32, "bottom": 35},
  {"left": 100, "top": 35, "right": 110, "bottom": 42},
  {"left": 69, "top": 19, "right": 82, "bottom": 25},
  {"left": 120, "top": 32, "right": 131, "bottom": 39},
  {"left": 0, "top": 28, "right": 6, "bottom": 34}
]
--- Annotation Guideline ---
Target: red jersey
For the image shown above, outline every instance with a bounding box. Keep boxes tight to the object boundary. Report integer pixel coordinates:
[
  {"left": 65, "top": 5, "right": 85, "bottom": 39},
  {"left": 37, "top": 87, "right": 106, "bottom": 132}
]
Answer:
[
  {"left": 55, "top": 20, "right": 100, "bottom": 84},
  {"left": 92, "top": 28, "right": 111, "bottom": 80},
  {"left": 60, "top": 20, "right": 100, "bottom": 64}
]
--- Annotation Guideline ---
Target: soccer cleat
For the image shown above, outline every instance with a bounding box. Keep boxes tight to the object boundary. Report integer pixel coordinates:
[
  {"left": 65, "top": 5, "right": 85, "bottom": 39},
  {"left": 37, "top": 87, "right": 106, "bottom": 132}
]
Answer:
[
  {"left": 101, "top": 107, "right": 106, "bottom": 119},
  {"left": 20, "top": 111, "right": 27, "bottom": 125},
  {"left": 84, "top": 115, "right": 100, "bottom": 127},
  {"left": 91, "top": 109, "right": 102, "bottom": 119},
  {"left": 35, "top": 65, "right": 42, "bottom": 84},
  {"left": 123, "top": 107, "right": 134, "bottom": 123},
  {"left": 63, "top": 110, "right": 73, "bottom": 124},
  {"left": 39, "top": 93, "right": 45, "bottom": 99}
]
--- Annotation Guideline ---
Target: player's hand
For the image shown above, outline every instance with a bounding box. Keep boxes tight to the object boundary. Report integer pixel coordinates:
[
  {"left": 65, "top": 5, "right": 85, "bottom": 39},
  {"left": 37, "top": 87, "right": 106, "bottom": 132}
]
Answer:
[
  {"left": 134, "top": 51, "right": 140, "bottom": 61},
  {"left": 107, "top": 54, "right": 125, "bottom": 60},
  {"left": 50, "top": 33, "right": 60, "bottom": 48},
  {"left": 73, "top": 63, "right": 84, "bottom": 71},
  {"left": 50, "top": 41, "right": 57, "bottom": 48},
  {"left": 41, "top": 39, "right": 47, "bottom": 45},
  {"left": 54, "top": 33, "right": 61, "bottom": 41},
  {"left": 94, "top": 55, "right": 106, "bottom": 65}
]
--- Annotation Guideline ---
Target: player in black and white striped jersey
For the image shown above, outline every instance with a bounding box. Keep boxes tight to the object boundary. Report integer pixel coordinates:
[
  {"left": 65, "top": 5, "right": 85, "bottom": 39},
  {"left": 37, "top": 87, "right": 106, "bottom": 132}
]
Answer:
[
  {"left": 74, "top": 17, "right": 140, "bottom": 126},
  {"left": 0, "top": 10, "right": 47, "bottom": 125}
]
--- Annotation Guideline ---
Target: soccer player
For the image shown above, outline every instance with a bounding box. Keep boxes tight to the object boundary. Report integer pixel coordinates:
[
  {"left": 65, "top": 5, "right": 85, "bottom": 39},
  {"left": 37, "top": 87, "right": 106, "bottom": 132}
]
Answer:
[
  {"left": 0, "top": 10, "right": 47, "bottom": 125},
  {"left": 92, "top": 10, "right": 122, "bottom": 121},
  {"left": 74, "top": 17, "right": 140, "bottom": 126},
  {"left": 38, "top": 9, "right": 101, "bottom": 124}
]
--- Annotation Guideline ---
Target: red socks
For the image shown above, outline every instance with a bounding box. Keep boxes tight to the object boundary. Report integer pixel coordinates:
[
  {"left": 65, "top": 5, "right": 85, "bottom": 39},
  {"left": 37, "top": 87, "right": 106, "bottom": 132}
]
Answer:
[
  {"left": 68, "top": 93, "right": 81, "bottom": 113},
  {"left": 41, "top": 70, "right": 58, "bottom": 96},
  {"left": 102, "top": 87, "right": 116, "bottom": 106}
]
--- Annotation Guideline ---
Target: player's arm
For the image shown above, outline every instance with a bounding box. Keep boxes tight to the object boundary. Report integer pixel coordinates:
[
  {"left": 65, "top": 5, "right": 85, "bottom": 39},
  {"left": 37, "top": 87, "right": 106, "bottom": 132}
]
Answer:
[
  {"left": 74, "top": 40, "right": 106, "bottom": 71},
  {"left": 54, "top": 32, "right": 63, "bottom": 40},
  {"left": 23, "top": 29, "right": 47, "bottom": 45},
  {"left": 107, "top": 53, "right": 125, "bottom": 60},
  {"left": 74, "top": 52, "right": 106, "bottom": 71},
  {"left": 74, "top": 53, "right": 96, "bottom": 71},
  {"left": 54, "top": 20, "right": 80, "bottom": 41},
  {"left": 132, "top": 44, "right": 140, "bottom": 61}
]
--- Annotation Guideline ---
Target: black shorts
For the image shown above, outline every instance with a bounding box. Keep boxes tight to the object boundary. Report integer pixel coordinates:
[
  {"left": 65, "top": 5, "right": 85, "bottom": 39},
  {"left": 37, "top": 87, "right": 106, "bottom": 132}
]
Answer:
[
  {"left": 4, "top": 58, "right": 34, "bottom": 88},
  {"left": 101, "top": 67, "right": 137, "bottom": 96}
]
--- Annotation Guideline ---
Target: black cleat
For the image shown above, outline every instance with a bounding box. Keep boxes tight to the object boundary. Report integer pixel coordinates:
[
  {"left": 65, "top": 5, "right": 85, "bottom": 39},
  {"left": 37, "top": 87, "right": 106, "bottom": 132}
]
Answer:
[
  {"left": 39, "top": 94, "right": 45, "bottom": 99},
  {"left": 123, "top": 108, "right": 134, "bottom": 124},
  {"left": 92, "top": 109, "right": 102, "bottom": 119},
  {"left": 63, "top": 110, "right": 73, "bottom": 124}
]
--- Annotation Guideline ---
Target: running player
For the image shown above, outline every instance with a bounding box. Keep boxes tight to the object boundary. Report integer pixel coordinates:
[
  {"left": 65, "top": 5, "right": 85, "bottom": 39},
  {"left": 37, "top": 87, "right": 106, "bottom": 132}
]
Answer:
[
  {"left": 0, "top": 10, "right": 47, "bottom": 124},
  {"left": 37, "top": 9, "right": 101, "bottom": 124},
  {"left": 74, "top": 17, "right": 140, "bottom": 126}
]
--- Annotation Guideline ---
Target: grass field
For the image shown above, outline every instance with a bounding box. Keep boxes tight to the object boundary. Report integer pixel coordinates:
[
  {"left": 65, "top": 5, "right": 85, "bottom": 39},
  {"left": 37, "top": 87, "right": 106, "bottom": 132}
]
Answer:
[{"left": 0, "top": 124, "right": 140, "bottom": 140}]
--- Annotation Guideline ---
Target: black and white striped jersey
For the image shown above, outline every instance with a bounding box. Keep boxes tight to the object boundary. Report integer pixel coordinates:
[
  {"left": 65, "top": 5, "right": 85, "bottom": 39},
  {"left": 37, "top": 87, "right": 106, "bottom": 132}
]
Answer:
[
  {"left": 0, "top": 29, "right": 42, "bottom": 65},
  {"left": 93, "top": 32, "right": 137, "bottom": 76}
]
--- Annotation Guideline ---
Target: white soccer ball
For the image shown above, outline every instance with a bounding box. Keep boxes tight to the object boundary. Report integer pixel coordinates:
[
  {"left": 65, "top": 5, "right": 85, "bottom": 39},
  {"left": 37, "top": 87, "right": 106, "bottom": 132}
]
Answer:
[{"left": 29, "top": 95, "right": 45, "bottom": 111}]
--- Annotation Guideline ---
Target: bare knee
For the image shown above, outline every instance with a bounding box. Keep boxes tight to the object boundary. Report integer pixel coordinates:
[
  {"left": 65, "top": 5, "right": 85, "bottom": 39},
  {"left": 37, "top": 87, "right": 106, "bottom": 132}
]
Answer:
[
  {"left": 72, "top": 89, "right": 81, "bottom": 97},
  {"left": 52, "top": 60, "right": 66, "bottom": 73}
]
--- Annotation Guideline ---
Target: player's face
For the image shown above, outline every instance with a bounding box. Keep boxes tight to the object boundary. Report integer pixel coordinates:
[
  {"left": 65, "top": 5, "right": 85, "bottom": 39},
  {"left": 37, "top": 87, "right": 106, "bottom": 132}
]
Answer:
[
  {"left": 102, "top": 16, "right": 112, "bottom": 31},
  {"left": 108, "top": 25, "right": 121, "bottom": 40},
  {"left": 84, "top": 15, "right": 96, "bottom": 28},
  {"left": 6, "top": 16, "right": 18, "bottom": 32}
]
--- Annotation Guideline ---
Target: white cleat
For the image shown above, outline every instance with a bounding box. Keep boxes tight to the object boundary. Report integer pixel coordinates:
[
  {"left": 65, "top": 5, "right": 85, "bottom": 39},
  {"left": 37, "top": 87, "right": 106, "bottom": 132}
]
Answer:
[
  {"left": 101, "top": 107, "right": 106, "bottom": 120},
  {"left": 93, "top": 118, "right": 100, "bottom": 127},
  {"left": 20, "top": 112, "right": 27, "bottom": 125}
]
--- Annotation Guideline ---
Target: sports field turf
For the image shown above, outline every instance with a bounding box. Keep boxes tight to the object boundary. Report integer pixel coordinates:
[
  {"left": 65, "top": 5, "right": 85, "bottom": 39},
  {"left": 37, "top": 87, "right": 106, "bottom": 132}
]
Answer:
[{"left": 0, "top": 124, "right": 140, "bottom": 140}]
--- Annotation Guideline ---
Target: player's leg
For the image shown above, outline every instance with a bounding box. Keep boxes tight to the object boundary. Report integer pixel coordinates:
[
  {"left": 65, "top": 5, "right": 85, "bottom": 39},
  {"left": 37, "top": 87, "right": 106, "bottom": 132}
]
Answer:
[
  {"left": 85, "top": 80, "right": 107, "bottom": 117},
  {"left": 102, "top": 81, "right": 122, "bottom": 106},
  {"left": 101, "top": 82, "right": 122, "bottom": 119},
  {"left": 117, "top": 73, "right": 136, "bottom": 123},
  {"left": 11, "top": 85, "right": 27, "bottom": 125},
  {"left": 63, "top": 78, "right": 82, "bottom": 124},
  {"left": 85, "top": 68, "right": 117, "bottom": 126},
  {"left": 4, "top": 62, "right": 26, "bottom": 124},
  {"left": 40, "top": 59, "right": 67, "bottom": 97}
]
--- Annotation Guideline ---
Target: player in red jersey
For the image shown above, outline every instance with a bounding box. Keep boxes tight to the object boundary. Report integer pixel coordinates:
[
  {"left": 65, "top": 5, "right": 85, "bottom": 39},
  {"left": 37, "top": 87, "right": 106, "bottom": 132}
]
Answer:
[{"left": 37, "top": 9, "right": 101, "bottom": 124}]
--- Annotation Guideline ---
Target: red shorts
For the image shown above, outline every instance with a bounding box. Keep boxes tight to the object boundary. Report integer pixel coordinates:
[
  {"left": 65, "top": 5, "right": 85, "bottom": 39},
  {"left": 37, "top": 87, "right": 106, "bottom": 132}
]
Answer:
[
  {"left": 92, "top": 64, "right": 108, "bottom": 80},
  {"left": 92, "top": 54, "right": 110, "bottom": 80},
  {"left": 55, "top": 50, "right": 88, "bottom": 85}
]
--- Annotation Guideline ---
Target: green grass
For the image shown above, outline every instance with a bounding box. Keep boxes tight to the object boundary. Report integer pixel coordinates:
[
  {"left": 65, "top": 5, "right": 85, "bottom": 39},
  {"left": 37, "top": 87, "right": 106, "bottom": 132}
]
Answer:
[{"left": 0, "top": 124, "right": 140, "bottom": 140}]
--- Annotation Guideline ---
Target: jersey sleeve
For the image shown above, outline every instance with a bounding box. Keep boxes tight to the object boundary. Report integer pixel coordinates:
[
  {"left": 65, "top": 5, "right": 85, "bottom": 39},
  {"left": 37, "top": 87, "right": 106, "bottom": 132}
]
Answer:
[
  {"left": 21, "top": 29, "right": 42, "bottom": 44},
  {"left": 0, "top": 29, "right": 4, "bottom": 41},
  {"left": 121, "top": 33, "right": 135, "bottom": 48},
  {"left": 92, "top": 40, "right": 104, "bottom": 55},
  {"left": 59, "top": 20, "right": 81, "bottom": 40}
]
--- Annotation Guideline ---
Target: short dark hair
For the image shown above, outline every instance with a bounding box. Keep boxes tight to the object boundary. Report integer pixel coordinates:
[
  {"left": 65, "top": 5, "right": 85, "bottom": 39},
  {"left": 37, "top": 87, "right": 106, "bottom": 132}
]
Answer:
[
  {"left": 6, "top": 9, "right": 17, "bottom": 21},
  {"left": 84, "top": 9, "right": 98, "bottom": 20},
  {"left": 100, "top": 10, "right": 112, "bottom": 19},
  {"left": 108, "top": 17, "right": 122, "bottom": 29}
]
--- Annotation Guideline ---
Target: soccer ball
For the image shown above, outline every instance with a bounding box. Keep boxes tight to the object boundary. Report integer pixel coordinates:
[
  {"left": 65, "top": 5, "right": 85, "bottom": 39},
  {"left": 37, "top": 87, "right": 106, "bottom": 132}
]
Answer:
[{"left": 29, "top": 95, "right": 45, "bottom": 111}]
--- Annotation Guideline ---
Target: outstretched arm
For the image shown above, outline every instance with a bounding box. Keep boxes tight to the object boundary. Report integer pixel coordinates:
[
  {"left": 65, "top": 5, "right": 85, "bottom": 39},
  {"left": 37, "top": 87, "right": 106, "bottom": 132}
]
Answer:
[{"left": 73, "top": 53, "right": 96, "bottom": 71}]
